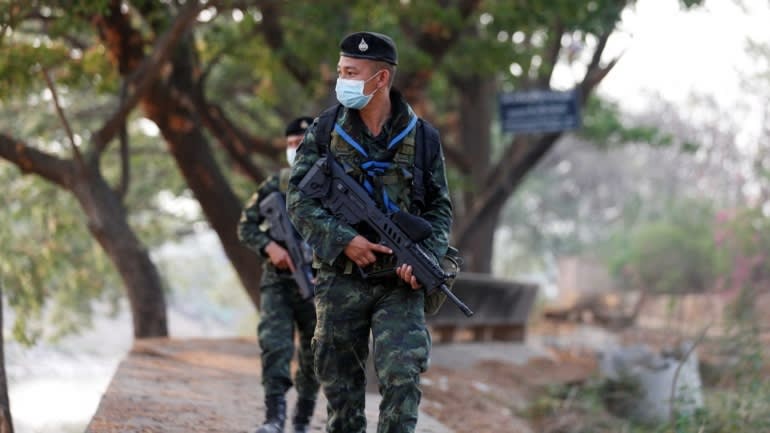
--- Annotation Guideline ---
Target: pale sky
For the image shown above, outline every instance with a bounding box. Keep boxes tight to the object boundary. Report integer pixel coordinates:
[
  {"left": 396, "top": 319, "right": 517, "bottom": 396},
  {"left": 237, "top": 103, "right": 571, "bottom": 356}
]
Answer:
[{"left": 599, "top": 0, "right": 769, "bottom": 116}]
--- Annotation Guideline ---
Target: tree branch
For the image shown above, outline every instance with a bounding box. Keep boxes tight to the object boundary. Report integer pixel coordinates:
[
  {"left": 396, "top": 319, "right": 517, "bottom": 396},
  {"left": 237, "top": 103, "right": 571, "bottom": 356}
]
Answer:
[
  {"left": 228, "top": 98, "right": 272, "bottom": 127},
  {"left": 40, "top": 65, "right": 84, "bottom": 167},
  {"left": 131, "top": 0, "right": 172, "bottom": 35},
  {"left": 476, "top": 31, "right": 616, "bottom": 191},
  {"left": 0, "top": 1, "right": 24, "bottom": 43},
  {"left": 396, "top": 0, "right": 483, "bottom": 119},
  {"left": 0, "top": 134, "right": 75, "bottom": 188},
  {"left": 455, "top": 132, "right": 561, "bottom": 246},
  {"left": 89, "top": 0, "right": 206, "bottom": 160},
  {"left": 403, "top": 0, "right": 481, "bottom": 54},
  {"left": 128, "top": 0, "right": 275, "bottom": 182},
  {"left": 577, "top": 31, "right": 620, "bottom": 104},
  {"left": 197, "top": 20, "right": 261, "bottom": 91},
  {"left": 538, "top": 19, "right": 565, "bottom": 88},
  {"left": 188, "top": 78, "right": 275, "bottom": 183},
  {"left": 397, "top": 0, "right": 482, "bottom": 99},
  {"left": 256, "top": 1, "right": 313, "bottom": 86},
  {"left": 455, "top": 29, "right": 619, "bottom": 246},
  {"left": 117, "top": 79, "right": 130, "bottom": 199}
]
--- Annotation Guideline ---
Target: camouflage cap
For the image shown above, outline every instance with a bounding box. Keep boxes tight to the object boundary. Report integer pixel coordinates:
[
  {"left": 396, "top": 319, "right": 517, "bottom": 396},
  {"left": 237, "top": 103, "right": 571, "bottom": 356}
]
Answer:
[{"left": 339, "top": 31, "right": 398, "bottom": 65}]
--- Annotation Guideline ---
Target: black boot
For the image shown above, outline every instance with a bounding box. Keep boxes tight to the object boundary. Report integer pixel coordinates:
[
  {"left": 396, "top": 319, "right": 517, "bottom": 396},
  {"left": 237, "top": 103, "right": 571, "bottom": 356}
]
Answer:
[
  {"left": 256, "top": 394, "right": 286, "bottom": 433},
  {"left": 291, "top": 398, "right": 316, "bottom": 433}
]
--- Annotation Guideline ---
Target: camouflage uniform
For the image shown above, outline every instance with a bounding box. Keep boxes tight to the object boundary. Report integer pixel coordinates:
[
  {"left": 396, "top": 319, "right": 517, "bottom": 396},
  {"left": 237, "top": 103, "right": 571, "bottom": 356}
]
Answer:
[
  {"left": 238, "top": 169, "right": 319, "bottom": 403},
  {"left": 287, "top": 90, "right": 452, "bottom": 433}
]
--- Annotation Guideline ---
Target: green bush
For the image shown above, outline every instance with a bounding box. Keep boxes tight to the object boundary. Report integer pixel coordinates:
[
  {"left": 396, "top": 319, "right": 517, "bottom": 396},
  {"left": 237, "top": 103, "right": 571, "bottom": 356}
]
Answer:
[{"left": 604, "top": 201, "right": 725, "bottom": 294}]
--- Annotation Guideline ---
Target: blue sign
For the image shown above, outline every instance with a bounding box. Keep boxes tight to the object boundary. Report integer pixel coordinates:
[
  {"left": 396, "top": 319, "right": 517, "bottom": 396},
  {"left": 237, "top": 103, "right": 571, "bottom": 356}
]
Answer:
[{"left": 499, "top": 89, "right": 581, "bottom": 133}]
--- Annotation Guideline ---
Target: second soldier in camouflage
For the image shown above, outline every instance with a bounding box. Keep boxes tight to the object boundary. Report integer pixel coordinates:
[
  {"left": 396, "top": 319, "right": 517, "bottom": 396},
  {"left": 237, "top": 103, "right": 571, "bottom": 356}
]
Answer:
[{"left": 239, "top": 117, "right": 319, "bottom": 433}]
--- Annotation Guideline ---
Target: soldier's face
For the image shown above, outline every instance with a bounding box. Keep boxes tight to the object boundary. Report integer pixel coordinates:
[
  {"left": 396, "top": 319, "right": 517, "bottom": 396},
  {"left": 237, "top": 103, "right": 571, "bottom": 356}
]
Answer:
[
  {"left": 286, "top": 134, "right": 303, "bottom": 149},
  {"left": 286, "top": 134, "right": 303, "bottom": 166},
  {"left": 337, "top": 56, "right": 382, "bottom": 95}
]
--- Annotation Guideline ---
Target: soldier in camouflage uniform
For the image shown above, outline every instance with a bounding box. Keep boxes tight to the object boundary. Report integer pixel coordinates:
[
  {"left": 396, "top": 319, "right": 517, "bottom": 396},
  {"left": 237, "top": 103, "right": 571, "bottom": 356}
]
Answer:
[
  {"left": 238, "top": 117, "right": 319, "bottom": 433},
  {"left": 286, "top": 32, "right": 452, "bottom": 433}
]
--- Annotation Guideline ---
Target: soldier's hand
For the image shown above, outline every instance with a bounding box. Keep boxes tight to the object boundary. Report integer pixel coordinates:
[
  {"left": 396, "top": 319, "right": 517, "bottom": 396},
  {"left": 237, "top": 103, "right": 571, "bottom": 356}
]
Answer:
[
  {"left": 396, "top": 264, "right": 422, "bottom": 290},
  {"left": 265, "top": 241, "right": 296, "bottom": 273},
  {"left": 344, "top": 235, "right": 392, "bottom": 267}
]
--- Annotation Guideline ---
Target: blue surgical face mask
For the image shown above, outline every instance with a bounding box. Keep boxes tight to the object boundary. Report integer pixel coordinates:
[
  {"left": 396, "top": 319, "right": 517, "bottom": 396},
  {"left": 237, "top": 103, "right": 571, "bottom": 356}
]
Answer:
[{"left": 335, "top": 70, "right": 383, "bottom": 109}]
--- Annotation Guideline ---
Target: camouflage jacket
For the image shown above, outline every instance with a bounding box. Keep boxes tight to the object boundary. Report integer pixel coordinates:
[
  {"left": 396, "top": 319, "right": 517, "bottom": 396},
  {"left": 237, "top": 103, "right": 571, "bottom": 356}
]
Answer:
[{"left": 287, "top": 90, "right": 453, "bottom": 269}]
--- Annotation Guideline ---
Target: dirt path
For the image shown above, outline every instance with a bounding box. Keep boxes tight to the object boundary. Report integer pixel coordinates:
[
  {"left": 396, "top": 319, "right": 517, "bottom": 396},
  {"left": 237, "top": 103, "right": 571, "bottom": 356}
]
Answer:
[
  {"left": 84, "top": 332, "right": 604, "bottom": 433},
  {"left": 84, "top": 337, "right": 452, "bottom": 433}
]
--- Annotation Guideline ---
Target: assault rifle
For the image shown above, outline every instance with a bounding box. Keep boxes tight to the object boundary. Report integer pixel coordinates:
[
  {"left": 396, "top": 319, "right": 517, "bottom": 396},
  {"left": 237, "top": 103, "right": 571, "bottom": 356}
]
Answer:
[
  {"left": 298, "top": 155, "right": 473, "bottom": 317},
  {"left": 259, "top": 191, "right": 315, "bottom": 300}
]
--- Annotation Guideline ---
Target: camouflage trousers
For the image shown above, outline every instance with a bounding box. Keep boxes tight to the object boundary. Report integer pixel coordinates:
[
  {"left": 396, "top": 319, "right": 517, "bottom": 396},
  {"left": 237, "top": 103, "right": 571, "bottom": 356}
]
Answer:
[
  {"left": 313, "top": 268, "right": 431, "bottom": 433},
  {"left": 258, "top": 274, "right": 319, "bottom": 401}
]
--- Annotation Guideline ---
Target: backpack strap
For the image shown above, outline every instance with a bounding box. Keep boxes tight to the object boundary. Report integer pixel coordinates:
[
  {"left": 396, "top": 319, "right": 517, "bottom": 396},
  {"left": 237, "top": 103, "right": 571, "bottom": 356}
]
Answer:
[
  {"left": 411, "top": 119, "right": 440, "bottom": 214},
  {"left": 314, "top": 104, "right": 342, "bottom": 157}
]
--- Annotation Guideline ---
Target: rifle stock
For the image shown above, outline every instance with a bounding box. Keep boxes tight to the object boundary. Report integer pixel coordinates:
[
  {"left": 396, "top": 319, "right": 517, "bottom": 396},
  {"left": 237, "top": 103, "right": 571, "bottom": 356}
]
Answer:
[{"left": 298, "top": 156, "right": 473, "bottom": 317}]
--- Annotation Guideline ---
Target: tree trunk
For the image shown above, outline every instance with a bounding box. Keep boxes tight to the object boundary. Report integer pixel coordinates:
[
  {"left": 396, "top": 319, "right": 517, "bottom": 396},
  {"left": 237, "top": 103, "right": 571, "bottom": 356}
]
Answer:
[
  {"left": 454, "top": 76, "right": 497, "bottom": 272},
  {"left": 458, "top": 200, "right": 504, "bottom": 273},
  {"left": 0, "top": 283, "right": 14, "bottom": 433},
  {"left": 92, "top": 8, "right": 264, "bottom": 309},
  {"left": 71, "top": 167, "right": 168, "bottom": 338},
  {"left": 140, "top": 91, "right": 263, "bottom": 309}
]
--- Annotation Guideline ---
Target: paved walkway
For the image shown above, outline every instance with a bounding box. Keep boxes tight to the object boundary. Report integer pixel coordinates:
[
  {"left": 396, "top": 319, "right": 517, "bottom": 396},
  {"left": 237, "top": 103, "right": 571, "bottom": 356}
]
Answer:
[{"left": 85, "top": 337, "right": 452, "bottom": 433}]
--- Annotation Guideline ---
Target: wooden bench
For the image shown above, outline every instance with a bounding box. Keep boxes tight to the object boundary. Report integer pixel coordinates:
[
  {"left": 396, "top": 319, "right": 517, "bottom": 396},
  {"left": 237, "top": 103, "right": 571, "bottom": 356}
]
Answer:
[{"left": 427, "top": 272, "right": 538, "bottom": 343}]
